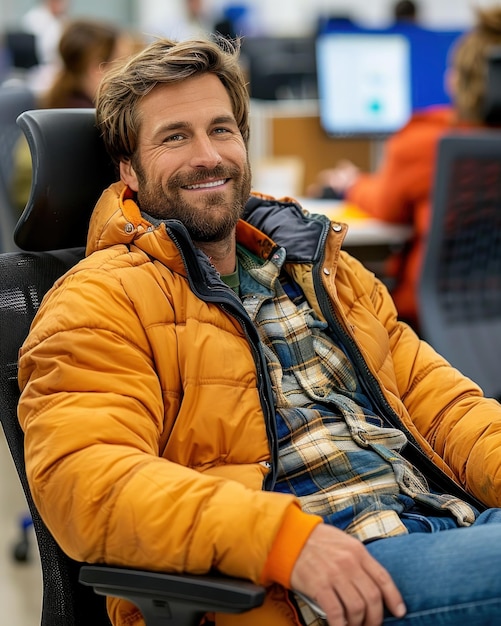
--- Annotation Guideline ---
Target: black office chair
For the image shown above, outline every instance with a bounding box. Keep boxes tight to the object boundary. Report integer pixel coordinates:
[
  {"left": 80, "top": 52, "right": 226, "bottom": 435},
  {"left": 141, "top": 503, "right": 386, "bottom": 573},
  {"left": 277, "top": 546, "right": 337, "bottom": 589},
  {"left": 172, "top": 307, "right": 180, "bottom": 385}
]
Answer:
[
  {"left": 418, "top": 130, "right": 501, "bottom": 401},
  {"left": 0, "top": 107, "right": 265, "bottom": 626},
  {"left": 0, "top": 83, "right": 36, "bottom": 252},
  {"left": 483, "top": 46, "right": 501, "bottom": 125}
]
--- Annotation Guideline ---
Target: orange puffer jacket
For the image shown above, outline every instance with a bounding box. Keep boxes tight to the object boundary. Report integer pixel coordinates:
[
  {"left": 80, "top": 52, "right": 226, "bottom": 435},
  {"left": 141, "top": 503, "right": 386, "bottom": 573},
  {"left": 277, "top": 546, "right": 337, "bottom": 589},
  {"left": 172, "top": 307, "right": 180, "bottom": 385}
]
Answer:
[{"left": 18, "top": 183, "right": 501, "bottom": 626}]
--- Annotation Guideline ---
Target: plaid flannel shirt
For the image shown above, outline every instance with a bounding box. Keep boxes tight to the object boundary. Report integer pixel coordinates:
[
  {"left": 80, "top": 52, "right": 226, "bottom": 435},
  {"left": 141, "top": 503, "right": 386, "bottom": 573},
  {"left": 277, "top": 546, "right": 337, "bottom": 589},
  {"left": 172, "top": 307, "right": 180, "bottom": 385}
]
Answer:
[{"left": 237, "top": 245, "right": 476, "bottom": 543}]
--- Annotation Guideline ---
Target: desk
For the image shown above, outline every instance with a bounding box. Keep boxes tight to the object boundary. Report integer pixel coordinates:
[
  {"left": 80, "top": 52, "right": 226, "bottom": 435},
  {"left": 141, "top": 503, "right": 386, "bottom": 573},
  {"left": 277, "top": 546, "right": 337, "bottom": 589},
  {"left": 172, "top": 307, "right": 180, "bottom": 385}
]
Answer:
[
  {"left": 299, "top": 198, "right": 413, "bottom": 287},
  {"left": 299, "top": 198, "right": 412, "bottom": 247}
]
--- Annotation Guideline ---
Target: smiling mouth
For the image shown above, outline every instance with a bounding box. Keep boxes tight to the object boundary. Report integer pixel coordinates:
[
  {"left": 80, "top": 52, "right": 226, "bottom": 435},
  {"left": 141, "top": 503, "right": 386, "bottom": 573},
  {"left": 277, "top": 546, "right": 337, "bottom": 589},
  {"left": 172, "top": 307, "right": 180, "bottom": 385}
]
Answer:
[{"left": 184, "top": 179, "right": 228, "bottom": 190}]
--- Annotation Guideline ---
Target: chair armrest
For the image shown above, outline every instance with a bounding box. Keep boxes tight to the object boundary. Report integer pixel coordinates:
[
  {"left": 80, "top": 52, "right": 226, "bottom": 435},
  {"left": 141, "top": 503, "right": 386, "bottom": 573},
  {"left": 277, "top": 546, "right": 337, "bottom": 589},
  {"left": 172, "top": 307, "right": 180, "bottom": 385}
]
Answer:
[{"left": 79, "top": 564, "right": 266, "bottom": 626}]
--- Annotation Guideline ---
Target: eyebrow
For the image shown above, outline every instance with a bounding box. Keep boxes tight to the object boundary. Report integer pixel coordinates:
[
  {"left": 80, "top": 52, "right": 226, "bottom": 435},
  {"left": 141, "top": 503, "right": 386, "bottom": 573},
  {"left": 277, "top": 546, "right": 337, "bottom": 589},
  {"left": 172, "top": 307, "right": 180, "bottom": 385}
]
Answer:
[
  {"left": 152, "top": 115, "right": 238, "bottom": 137},
  {"left": 212, "top": 115, "right": 238, "bottom": 126}
]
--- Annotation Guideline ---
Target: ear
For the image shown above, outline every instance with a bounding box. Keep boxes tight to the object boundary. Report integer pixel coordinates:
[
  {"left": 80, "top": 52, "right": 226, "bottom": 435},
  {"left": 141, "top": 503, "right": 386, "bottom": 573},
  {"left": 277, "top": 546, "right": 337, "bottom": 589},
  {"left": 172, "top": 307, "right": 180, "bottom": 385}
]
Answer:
[{"left": 120, "top": 159, "right": 139, "bottom": 191}]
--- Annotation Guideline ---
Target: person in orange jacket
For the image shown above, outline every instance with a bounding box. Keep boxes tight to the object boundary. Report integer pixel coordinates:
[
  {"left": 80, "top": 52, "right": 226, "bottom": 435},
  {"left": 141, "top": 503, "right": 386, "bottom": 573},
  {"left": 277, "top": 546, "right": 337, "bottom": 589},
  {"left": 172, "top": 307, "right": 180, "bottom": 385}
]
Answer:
[
  {"left": 308, "top": 6, "right": 501, "bottom": 332},
  {"left": 18, "top": 34, "right": 501, "bottom": 626}
]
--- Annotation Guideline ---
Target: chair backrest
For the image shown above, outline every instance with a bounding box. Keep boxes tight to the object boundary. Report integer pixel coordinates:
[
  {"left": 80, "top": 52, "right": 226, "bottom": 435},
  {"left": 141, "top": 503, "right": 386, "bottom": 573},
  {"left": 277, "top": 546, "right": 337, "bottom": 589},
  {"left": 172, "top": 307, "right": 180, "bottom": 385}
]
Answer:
[
  {"left": 0, "top": 107, "right": 118, "bottom": 625},
  {"left": 0, "top": 83, "right": 36, "bottom": 252},
  {"left": 418, "top": 130, "right": 501, "bottom": 400},
  {"left": 483, "top": 46, "right": 501, "bottom": 125},
  {"left": 15, "top": 108, "right": 116, "bottom": 251}
]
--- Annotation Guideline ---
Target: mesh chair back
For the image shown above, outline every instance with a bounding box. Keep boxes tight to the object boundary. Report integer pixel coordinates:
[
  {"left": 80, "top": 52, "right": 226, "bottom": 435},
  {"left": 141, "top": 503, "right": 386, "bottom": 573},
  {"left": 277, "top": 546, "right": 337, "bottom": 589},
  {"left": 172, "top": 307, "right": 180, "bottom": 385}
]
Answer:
[
  {"left": 419, "top": 131, "right": 501, "bottom": 400},
  {"left": 0, "top": 249, "right": 112, "bottom": 625}
]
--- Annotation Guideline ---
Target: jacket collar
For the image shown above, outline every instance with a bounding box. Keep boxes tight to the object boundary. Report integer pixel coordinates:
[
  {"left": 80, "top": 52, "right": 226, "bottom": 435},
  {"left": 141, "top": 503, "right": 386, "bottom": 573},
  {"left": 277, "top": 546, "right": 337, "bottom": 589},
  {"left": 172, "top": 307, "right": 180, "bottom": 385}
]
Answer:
[{"left": 86, "top": 182, "right": 337, "bottom": 270}]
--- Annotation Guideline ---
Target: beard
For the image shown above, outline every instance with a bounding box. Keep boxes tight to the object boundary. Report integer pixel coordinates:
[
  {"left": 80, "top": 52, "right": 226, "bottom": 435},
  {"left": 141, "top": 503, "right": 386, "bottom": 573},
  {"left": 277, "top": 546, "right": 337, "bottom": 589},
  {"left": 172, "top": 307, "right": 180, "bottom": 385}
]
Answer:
[{"left": 134, "top": 162, "right": 252, "bottom": 243}]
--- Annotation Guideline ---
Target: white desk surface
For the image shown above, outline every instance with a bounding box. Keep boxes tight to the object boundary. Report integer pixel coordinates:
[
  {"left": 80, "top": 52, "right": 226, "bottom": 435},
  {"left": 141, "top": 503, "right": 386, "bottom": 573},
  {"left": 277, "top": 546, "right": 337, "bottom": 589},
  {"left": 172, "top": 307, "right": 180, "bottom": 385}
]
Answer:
[{"left": 298, "top": 198, "right": 413, "bottom": 247}]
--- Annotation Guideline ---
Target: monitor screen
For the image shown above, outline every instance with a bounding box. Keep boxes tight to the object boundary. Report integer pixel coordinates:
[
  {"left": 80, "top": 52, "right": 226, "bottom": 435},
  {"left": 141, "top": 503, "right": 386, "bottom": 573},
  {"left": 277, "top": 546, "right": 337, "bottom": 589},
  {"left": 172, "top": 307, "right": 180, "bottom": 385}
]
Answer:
[
  {"left": 316, "top": 32, "right": 411, "bottom": 137},
  {"left": 240, "top": 36, "right": 317, "bottom": 101},
  {"left": 316, "top": 26, "right": 464, "bottom": 138}
]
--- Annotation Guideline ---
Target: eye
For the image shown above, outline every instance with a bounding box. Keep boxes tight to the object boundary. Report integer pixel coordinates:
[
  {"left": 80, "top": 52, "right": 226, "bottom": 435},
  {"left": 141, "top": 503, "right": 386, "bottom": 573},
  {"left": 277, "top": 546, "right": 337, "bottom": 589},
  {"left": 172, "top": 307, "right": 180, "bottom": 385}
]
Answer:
[
  {"left": 213, "top": 126, "right": 233, "bottom": 136},
  {"left": 163, "top": 133, "right": 185, "bottom": 143}
]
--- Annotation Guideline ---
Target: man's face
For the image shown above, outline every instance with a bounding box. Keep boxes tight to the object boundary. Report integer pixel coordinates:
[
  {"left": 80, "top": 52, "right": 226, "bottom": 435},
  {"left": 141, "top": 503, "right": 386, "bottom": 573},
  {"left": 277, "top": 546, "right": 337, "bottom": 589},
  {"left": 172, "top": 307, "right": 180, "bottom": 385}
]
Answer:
[{"left": 120, "top": 73, "right": 251, "bottom": 244}]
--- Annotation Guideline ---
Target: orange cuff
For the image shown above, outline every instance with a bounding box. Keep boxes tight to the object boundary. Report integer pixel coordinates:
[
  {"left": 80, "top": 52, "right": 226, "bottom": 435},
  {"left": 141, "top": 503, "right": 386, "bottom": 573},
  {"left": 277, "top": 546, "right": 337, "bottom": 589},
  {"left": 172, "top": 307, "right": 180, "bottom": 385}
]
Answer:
[{"left": 260, "top": 504, "right": 322, "bottom": 588}]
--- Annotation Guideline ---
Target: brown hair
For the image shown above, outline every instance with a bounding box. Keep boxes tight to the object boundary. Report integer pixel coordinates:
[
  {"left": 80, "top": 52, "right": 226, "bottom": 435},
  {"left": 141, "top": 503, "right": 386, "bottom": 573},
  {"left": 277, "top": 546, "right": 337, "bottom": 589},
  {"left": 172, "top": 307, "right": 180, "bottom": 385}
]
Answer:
[
  {"left": 95, "top": 36, "right": 249, "bottom": 167},
  {"left": 41, "top": 19, "right": 121, "bottom": 108},
  {"left": 451, "top": 6, "right": 501, "bottom": 122}
]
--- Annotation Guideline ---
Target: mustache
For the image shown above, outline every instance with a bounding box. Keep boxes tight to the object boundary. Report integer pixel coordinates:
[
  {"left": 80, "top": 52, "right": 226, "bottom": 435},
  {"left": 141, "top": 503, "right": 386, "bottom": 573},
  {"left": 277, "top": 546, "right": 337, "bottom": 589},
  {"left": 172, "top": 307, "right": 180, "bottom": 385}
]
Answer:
[{"left": 169, "top": 165, "right": 239, "bottom": 188}]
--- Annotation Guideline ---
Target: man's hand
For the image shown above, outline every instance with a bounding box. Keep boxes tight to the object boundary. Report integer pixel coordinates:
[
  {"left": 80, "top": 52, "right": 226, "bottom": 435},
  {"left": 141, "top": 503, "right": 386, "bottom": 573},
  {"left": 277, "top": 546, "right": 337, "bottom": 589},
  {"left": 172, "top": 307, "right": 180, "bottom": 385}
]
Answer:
[{"left": 290, "top": 524, "right": 406, "bottom": 626}]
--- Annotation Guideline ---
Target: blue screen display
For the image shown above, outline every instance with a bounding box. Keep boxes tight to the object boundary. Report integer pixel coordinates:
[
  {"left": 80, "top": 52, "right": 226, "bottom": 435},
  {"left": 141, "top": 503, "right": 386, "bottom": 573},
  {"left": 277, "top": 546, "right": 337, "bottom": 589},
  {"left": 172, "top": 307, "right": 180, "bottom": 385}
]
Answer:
[{"left": 316, "top": 24, "right": 464, "bottom": 137}]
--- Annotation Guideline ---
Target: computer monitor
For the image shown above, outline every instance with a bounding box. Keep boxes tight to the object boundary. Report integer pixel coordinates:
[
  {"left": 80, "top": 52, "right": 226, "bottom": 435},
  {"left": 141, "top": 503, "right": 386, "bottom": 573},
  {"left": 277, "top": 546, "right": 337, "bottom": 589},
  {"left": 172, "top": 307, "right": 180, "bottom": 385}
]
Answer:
[
  {"left": 316, "top": 31, "right": 411, "bottom": 137},
  {"left": 316, "top": 26, "right": 464, "bottom": 138},
  {"left": 240, "top": 36, "right": 317, "bottom": 101},
  {"left": 5, "top": 31, "right": 39, "bottom": 70}
]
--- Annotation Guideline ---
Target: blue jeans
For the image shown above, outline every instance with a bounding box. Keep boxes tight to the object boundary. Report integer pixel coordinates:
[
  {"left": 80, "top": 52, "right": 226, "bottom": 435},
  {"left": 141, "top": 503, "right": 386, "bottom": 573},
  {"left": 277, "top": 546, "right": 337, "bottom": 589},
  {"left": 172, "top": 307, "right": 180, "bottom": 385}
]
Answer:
[{"left": 365, "top": 509, "right": 501, "bottom": 624}]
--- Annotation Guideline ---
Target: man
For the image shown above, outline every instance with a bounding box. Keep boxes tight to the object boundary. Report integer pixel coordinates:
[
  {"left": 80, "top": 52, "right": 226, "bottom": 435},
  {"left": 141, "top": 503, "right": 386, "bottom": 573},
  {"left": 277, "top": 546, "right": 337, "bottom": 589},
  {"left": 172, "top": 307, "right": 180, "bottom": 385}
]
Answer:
[{"left": 18, "top": 37, "right": 501, "bottom": 626}]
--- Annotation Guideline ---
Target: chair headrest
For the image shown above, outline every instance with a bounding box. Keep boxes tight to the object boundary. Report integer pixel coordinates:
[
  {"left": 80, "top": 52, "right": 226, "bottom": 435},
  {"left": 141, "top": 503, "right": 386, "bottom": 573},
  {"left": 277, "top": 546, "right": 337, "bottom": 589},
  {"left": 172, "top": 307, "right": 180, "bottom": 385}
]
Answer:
[{"left": 15, "top": 108, "right": 117, "bottom": 252}]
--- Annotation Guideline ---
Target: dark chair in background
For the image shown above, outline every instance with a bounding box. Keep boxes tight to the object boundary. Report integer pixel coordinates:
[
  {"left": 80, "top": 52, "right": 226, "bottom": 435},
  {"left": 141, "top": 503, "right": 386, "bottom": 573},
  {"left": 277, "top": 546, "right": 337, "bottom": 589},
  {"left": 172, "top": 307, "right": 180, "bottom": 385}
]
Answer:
[
  {"left": 0, "top": 83, "right": 36, "bottom": 252},
  {"left": 418, "top": 130, "right": 501, "bottom": 401},
  {"left": 0, "top": 108, "right": 265, "bottom": 626},
  {"left": 483, "top": 46, "right": 501, "bottom": 125},
  {"left": 4, "top": 31, "right": 39, "bottom": 70}
]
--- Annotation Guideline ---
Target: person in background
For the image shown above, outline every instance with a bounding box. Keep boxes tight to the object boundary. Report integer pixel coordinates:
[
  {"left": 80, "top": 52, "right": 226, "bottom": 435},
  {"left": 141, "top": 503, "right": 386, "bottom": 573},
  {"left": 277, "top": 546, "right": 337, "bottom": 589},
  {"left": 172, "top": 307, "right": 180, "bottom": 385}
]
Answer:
[
  {"left": 20, "top": 0, "right": 69, "bottom": 90},
  {"left": 146, "top": 0, "right": 214, "bottom": 42},
  {"left": 176, "top": 0, "right": 212, "bottom": 39},
  {"left": 214, "top": 5, "right": 252, "bottom": 40},
  {"left": 307, "top": 6, "right": 501, "bottom": 332},
  {"left": 11, "top": 18, "right": 140, "bottom": 214},
  {"left": 17, "top": 35, "right": 501, "bottom": 626},
  {"left": 39, "top": 18, "right": 137, "bottom": 108},
  {"left": 393, "top": 0, "right": 419, "bottom": 23}
]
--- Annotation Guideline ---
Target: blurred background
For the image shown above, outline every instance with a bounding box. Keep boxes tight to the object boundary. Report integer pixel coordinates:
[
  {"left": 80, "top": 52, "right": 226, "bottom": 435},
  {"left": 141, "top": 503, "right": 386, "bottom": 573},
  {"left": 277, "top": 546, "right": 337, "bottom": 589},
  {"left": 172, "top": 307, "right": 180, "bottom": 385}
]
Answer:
[
  {"left": 1, "top": 0, "right": 500, "bottom": 35},
  {"left": 2, "top": 1, "right": 501, "bottom": 625}
]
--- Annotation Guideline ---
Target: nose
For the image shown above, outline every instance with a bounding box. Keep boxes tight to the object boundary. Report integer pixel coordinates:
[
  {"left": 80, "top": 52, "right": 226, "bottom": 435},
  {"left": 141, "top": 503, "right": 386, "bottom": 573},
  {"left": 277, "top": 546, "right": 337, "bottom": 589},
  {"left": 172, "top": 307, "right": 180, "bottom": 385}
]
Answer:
[{"left": 189, "top": 135, "right": 223, "bottom": 169}]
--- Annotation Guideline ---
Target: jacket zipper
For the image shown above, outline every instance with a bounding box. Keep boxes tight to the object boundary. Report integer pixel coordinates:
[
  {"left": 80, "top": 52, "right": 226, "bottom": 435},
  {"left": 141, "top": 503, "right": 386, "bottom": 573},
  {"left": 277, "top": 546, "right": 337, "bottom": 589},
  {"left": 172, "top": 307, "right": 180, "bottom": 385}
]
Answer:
[
  {"left": 219, "top": 302, "right": 279, "bottom": 490},
  {"left": 167, "top": 224, "right": 279, "bottom": 490}
]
